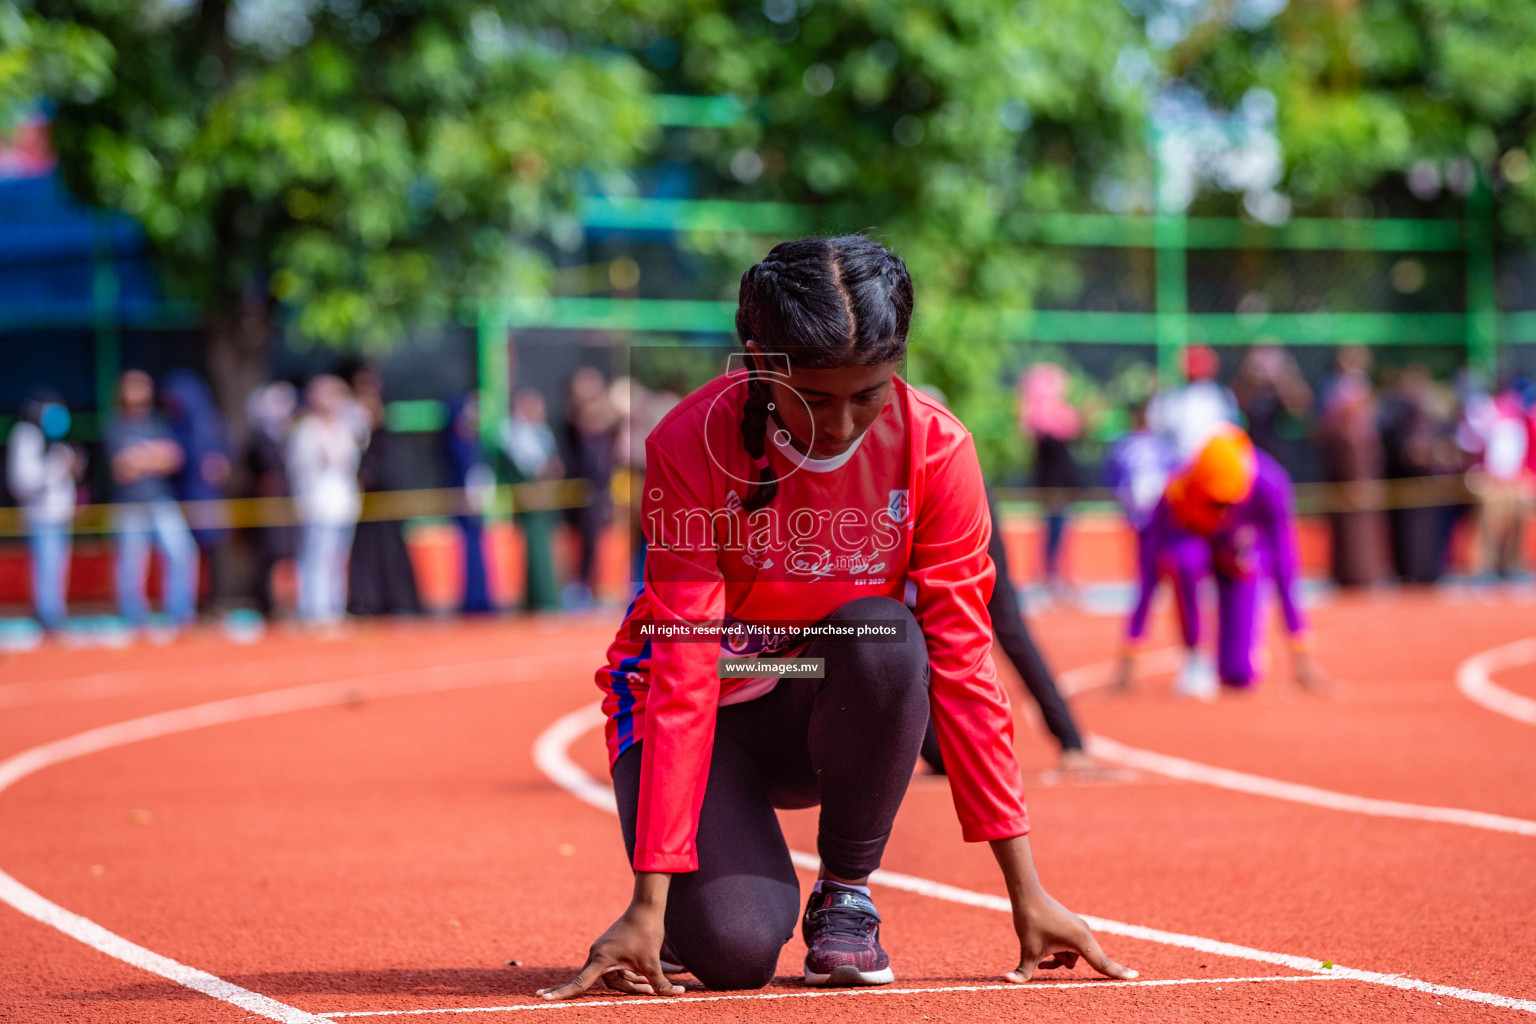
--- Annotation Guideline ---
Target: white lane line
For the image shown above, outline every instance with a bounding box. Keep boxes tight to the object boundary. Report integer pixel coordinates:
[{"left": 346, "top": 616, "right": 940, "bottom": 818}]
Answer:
[
  {"left": 1053, "top": 652, "right": 1536, "bottom": 838},
  {"left": 318, "top": 974, "right": 1347, "bottom": 1016},
  {"left": 0, "top": 653, "right": 573, "bottom": 1024},
  {"left": 1456, "top": 638, "right": 1536, "bottom": 726},
  {"left": 1084, "top": 734, "right": 1536, "bottom": 837},
  {"left": 0, "top": 871, "right": 322, "bottom": 1024},
  {"left": 533, "top": 704, "right": 1536, "bottom": 1016}
]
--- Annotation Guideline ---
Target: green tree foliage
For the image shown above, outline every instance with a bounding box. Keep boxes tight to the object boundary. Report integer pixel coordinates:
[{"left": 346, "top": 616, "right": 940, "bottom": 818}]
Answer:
[
  {"left": 13, "top": 0, "right": 660, "bottom": 420},
  {"left": 0, "top": 4, "right": 113, "bottom": 125},
  {"left": 13, "top": 0, "right": 1157, "bottom": 470},
  {"left": 642, "top": 0, "right": 1153, "bottom": 467},
  {"left": 1175, "top": 0, "right": 1536, "bottom": 228}
]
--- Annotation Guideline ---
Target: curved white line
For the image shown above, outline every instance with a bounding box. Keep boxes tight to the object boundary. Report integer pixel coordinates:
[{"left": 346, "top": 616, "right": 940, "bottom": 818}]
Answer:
[
  {"left": 0, "top": 653, "right": 570, "bottom": 1023},
  {"left": 1456, "top": 638, "right": 1536, "bottom": 726},
  {"left": 1053, "top": 652, "right": 1536, "bottom": 838},
  {"left": 532, "top": 705, "right": 1536, "bottom": 1015}
]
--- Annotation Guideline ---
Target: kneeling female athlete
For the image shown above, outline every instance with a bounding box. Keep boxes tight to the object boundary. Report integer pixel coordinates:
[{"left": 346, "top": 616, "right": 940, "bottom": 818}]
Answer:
[{"left": 540, "top": 236, "right": 1134, "bottom": 999}]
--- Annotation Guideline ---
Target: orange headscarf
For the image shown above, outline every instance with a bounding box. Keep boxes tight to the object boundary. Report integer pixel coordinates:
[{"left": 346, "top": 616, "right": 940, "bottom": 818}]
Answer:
[{"left": 1165, "top": 426, "right": 1258, "bottom": 534}]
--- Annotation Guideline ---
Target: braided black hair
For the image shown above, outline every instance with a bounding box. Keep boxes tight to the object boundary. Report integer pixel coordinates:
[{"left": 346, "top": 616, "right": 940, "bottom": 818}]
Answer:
[{"left": 735, "top": 236, "right": 914, "bottom": 511}]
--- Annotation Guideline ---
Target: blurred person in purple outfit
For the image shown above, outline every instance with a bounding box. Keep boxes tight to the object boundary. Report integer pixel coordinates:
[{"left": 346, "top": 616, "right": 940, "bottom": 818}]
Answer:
[{"left": 1117, "top": 427, "right": 1314, "bottom": 698}]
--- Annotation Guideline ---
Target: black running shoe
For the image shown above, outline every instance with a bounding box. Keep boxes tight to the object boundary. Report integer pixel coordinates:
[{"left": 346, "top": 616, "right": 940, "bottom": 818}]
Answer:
[{"left": 801, "top": 883, "right": 894, "bottom": 986}]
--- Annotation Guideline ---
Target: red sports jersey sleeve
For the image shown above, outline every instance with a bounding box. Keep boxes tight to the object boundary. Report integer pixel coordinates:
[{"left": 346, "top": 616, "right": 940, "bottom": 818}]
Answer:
[
  {"left": 909, "top": 416, "right": 1030, "bottom": 842},
  {"left": 632, "top": 439, "right": 727, "bottom": 872}
]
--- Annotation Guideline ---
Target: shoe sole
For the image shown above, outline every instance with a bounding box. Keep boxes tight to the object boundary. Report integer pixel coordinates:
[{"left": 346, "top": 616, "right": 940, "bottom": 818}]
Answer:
[{"left": 804, "top": 965, "right": 895, "bottom": 987}]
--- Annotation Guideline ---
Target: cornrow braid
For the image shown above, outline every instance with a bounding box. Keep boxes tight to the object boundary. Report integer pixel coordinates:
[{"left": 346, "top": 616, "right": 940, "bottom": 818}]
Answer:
[{"left": 739, "top": 364, "right": 780, "bottom": 512}]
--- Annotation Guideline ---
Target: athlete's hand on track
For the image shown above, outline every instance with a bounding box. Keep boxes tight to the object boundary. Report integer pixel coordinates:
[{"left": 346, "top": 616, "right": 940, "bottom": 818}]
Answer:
[
  {"left": 990, "top": 834, "right": 1136, "bottom": 984},
  {"left": 1003, "top": 885, "right": 1137, "bottom": 983},
  {"left": 537, "top": 874, "right": 682, "bottom": 1001}
]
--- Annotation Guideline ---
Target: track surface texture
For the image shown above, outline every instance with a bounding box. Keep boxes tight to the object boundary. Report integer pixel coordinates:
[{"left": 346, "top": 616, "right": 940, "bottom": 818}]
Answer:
[{"left": 2, "top": 589, "right": 1534, "bottom": 1022}]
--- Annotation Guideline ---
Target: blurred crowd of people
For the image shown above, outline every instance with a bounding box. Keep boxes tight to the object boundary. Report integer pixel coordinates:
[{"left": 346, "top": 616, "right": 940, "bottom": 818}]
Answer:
[
  {"left": 4, "top": 362, "right": 680, "bottom": 636},
  {"left": 1023, "top": 343, "right": 1536, "bottom": 590},
  {"left": 9, "top": 344, "right": 1536, "bottom": 635}
]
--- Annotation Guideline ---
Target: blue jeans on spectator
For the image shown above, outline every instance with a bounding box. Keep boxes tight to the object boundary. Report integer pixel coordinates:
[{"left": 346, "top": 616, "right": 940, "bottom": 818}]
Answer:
[
  {"left": 298, "top": 522, "right": 354, "bottom": 624},
  {"left": 1044, "top": 511, "right": 1068, "bottom": 582},
  {"left": 115, "top": 500, "right": 199, "bottom": 627},
  {"left": 27, "top": 519, "right": 71, "bottom": 630},
  {"left": 455, "top": 515, "right": 492, "bottom": 614}
]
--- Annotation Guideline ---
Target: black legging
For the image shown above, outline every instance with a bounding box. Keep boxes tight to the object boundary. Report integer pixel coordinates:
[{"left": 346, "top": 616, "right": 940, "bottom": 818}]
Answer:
[
  {"left": 614, "top": 596, "right": 929, "bottom": 991},
  {"left": 920, "top": 488, "right": 1082, "bottom": 772}
]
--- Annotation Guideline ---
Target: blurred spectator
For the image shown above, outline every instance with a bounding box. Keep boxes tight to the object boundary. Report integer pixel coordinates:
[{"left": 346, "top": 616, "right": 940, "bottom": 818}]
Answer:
[
  {"left": 1018, "top": 363, "right": 1081, "bottom": 596},
  {"left": 1380, "top": 365, "right": 1459, "bottom": 583},
  {"left": 502, "top": 388, "right": 562, "bottom": 611},
  {"left": 106, "top": 370, "right": 198, "bottom": 629},
  {"left": 1315, "top": 348, "right": 1387, "bottom": 587},
  {"left": 6, "top": 393, "right": 81, "bottom": 631},
  {"left": 1232, "top": 345, "right": 1313, "bottom": 474},
  {"left": 345, "top": 365, "right": 421, "bottom": 617},
  {"left": 244, "top": 381, "right": 298, "bottom": 618},
  {"left": 1461, "top": 381, "right": 1532, "bottom": 579},
  {"left": 563, "top": 366, "right": 619, "bottom": 609},
  {"left": 162, "top": 369, "right": 232, "bottom": 609},
  {"left": 287, "top": 375, "right": 361, "bottom": 625},
  {"left": 1148, "top": 344, "right": 1240, "bottom": 460},
  {"left": 611, "top": 375, "right": 681, "bottom": 587},
  {"left": 1320, "top": 345, "right": 1372, "bottom": 411},
  {"left": 1103, "top": 400, "right": 1178, "bottom": 532},
  {"left": 444, "top": 393, "right": 494, "bottom": 614}
]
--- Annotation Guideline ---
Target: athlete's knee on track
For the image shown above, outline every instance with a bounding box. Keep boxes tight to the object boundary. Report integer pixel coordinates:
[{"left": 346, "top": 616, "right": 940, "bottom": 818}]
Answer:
[{"left": 680, "top": 913, "right": 788, "bottom": 990}]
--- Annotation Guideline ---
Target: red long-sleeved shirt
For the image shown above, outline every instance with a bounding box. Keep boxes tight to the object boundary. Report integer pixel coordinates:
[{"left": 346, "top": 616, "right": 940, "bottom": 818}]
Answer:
[{"left": 595, "top": 372, "right": 1029, "bottom": 872}]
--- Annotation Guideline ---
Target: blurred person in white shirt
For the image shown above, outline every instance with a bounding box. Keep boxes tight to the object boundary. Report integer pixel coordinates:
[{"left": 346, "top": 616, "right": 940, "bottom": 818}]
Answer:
[
  {"left": 286, "top": 375, "right": 362, "bottom": 624},
  {"left": 6, "top": 394, "right": 81, "bottom": 631},
  {"left": 501, "top": 388, "right": 563, "bottom": 611},
  {"left": 1461, "top": 382, "right": 1533, "bottom": 579},
  {"left": 1149, "top": 345, "right": 1241, "bottom": 461}
]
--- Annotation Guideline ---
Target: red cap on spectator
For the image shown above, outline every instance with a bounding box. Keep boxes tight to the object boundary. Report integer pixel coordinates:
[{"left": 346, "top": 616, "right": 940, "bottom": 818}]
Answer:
[{"left": 1185, "top": 345, "right": 1219, "bottom": 382}]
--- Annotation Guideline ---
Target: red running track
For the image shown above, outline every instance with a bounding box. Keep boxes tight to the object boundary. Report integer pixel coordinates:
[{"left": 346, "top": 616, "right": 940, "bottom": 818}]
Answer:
[{"left": 1, "top": 590, "right": 1533, "bottom": 1022}]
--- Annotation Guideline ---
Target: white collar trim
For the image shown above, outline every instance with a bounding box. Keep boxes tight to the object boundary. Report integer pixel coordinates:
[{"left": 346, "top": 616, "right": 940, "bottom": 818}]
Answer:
[{"left": 771, "top": 426, "right": 866, "bottom": 472}]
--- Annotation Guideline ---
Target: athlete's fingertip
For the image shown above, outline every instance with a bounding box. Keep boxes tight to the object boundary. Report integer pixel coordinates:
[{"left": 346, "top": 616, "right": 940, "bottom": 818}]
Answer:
[{"left": 641, "top": 966, "right": 681, "bottom": 997}]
